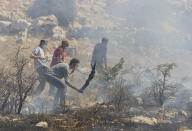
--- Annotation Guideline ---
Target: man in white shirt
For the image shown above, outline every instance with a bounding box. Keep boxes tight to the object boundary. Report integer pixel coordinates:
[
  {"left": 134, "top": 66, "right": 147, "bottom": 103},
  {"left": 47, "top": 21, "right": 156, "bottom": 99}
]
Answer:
[{"left": 31, "top": 40, "right": 49, "bottom": 96}]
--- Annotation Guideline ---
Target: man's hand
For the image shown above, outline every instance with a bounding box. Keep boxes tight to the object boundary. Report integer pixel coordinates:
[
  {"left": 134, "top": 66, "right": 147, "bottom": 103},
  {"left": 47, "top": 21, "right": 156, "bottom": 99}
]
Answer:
[
  {"left": 39, "top": 57, "right": 46, "bottom": 60},
  {"left": 45, "top": 56, "right": 49, "bottom": 61},
  {"left": 73, "top": 87, "right": 83, "bottom": 93},
  {"left": 77, "top": 88, "right": 83, "bottom": 93},
  {"left": 39, "top": 56, "right": 48, "bottom": 61},
  {"left": 65, "top": 81, "right": 83, "bottom": 93}
]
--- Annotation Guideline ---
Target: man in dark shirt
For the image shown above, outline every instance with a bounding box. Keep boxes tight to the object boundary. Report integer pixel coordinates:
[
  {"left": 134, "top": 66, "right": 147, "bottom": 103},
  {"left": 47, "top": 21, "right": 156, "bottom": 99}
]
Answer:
[{"left": 91, "top": 38, "right": 109, "bottom": 69}]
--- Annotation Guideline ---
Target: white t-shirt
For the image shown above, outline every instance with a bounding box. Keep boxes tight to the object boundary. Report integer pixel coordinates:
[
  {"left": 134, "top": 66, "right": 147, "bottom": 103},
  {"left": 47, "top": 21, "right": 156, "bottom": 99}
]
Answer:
[{"left": 32, "top": 46, "right": 48, "bottom": 69}]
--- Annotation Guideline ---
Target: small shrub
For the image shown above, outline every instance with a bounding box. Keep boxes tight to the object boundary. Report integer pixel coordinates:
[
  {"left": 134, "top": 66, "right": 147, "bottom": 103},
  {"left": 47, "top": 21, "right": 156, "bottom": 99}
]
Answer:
[{"left": 107, "top": 77, "right": 132, "bottom": 111}]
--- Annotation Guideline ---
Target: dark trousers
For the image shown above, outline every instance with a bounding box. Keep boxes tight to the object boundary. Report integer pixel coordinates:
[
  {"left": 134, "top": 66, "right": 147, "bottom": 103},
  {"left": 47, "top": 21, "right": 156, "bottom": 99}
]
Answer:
[
  {"left": 33, "top": 66, "right": 49, "bottom": 96},
  {"left": 34, "top": 66, "right": 56, "bottom": 97},
  {"left": 44, "top": 74, "right": 67, "bottom": 107}
]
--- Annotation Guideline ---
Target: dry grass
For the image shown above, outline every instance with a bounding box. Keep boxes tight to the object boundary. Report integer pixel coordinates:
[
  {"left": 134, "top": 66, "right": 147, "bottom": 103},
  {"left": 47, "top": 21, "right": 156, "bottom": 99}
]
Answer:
[{"left": 0, "top": 104, "right": 192, "bottom": 131}]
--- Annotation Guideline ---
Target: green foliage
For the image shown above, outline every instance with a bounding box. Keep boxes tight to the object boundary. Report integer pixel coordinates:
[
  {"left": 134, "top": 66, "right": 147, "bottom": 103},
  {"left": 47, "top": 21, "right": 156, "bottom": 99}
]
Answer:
[
  {"left": 99, "top": 58, "right": 124, "bottom": 82},
  {"left": 150, "top": 63, "right": 177, "bottom": 106},
  {"left": 157, "top": 63, "right": 177, "bottom": 78}
]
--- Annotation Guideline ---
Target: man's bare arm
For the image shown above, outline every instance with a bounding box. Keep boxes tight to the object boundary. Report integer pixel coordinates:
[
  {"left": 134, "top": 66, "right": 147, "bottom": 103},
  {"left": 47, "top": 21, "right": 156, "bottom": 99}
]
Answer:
[
  {"left": 30, "top": 53, "right": 46, "bottom": 60},
  {"left": 30, "top": 53, "right": 40, "bottom": 59},
  {"left": 65, "top": 80, "right": 83, "bottom": 93}
]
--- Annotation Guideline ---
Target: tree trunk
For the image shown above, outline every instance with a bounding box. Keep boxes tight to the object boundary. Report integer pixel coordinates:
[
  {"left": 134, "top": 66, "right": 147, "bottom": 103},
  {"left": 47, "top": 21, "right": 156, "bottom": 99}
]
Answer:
[{"left": 17, "top": 98, "right": 23, "bottom": 114}]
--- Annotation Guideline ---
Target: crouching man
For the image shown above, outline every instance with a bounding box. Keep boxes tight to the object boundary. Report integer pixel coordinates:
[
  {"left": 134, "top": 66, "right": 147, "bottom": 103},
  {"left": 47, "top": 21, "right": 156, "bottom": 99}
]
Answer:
[{"left": 44, "top": 58, "right": 82, "bottom": 109}]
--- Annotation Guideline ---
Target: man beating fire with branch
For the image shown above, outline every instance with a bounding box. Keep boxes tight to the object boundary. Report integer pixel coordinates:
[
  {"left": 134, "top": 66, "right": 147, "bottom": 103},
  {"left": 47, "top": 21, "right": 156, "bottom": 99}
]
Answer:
[{"left": 42, "top": 58, "right": 96, "bottom": 108}]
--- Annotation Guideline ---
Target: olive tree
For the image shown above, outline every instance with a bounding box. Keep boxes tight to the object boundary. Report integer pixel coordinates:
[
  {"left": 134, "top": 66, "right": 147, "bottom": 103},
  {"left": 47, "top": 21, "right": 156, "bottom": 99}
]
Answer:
[{"left": 150, "top": 63, "right": 177, "bottom": 106}]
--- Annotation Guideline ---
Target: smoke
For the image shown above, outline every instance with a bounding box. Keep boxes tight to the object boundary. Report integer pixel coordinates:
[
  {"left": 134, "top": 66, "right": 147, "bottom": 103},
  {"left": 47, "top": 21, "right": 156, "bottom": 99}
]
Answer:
[
  {"left": 90, "top": 0, "right": 192, "bottom": 109},
  {"left": 27, "top": 0, "right": 76, "bottom": 27},
  {"left": 24, "top": 0, "right": 192, "bottom": 111}
]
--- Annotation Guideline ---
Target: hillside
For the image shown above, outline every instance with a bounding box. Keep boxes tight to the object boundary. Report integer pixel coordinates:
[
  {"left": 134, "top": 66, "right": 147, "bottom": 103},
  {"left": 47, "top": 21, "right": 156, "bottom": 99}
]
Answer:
[{"left": 0, "top": 0, "right": 192, "bottom": 130}]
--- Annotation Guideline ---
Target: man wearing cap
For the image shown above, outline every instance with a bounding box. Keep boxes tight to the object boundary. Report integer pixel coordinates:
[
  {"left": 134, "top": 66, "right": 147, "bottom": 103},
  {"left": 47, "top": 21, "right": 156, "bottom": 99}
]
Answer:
[{"left": 91, "top": 38, "right": 109, "bottom": 69}]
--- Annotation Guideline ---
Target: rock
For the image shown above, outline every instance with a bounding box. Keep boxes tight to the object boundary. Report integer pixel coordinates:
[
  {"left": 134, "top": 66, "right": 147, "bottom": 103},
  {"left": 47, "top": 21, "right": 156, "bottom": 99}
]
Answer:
[
  {"left": 102, "top": 105, "right": 108, "bottom": 109},
  {"left": 0, "top": 20, "right": 11, "bottom": 33},
  {"left": 0, "top": 20, "right": 11, "bottom": 27},
  {"left": 35, "top": 121, "right": 48, "bottom": 128},
  {"left": 16, "top": 37, "right": 25, "bottom": 44},
  {"left": 184, "top": 129, "right": 192, "bottom": 131},
  {"left": 12, "top": 118, "right": 19, "bottom": 122},
  {"left": 129, "top": 107, "right": 144, "bottom": 113},
  {"left": 0, "top": 36, "right": 7, "bottom": 42},
  {"left": 136, "top": 97, "right": 144, "bottom": 105},
  {"left": 97, "top": 96, "right": 104, "bottom": 104},
  {"left": 72, "top": 21, "right": 82, "bottom": 29},
  {"left": 27, "top": 0, "right": 76, "bottom": 26},
  {"left": 32, "top": 15, "right": 58, "bottom": 26},
  {"left": 52, "top": 26, "right": 66, "bottom": 41},
  {"left": 109, "top": 105, "right": 115, "bottom": 109},
  {"left": 29, "top": 15, "right": 58, "bottom": 37},
  {"left": 16, "top": 28, "right": 28, "bottom": 44},
  {"left": 9, "top": 19, "right": 31, "bottom": 33},
  {"left": 121, "top": 116, "right": 158, "bottom": 126},
  {"left": 178, "top": 110, "right": 189, "bottom": 119},
  {"left": 0, "top": 14, "right": 10, "bottom": 21},
  {"left": 178, "top": 126, "right": 191, "bottom": 131}
]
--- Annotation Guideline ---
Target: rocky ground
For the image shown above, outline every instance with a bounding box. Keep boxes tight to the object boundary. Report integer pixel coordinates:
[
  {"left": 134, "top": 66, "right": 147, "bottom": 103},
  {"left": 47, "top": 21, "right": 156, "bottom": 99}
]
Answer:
[
  {"left": 0, "top": 0, "right": 192, "bottom": 131},
  {"left": 0, "top": 104, "right": 192, "bottom": 131}
]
